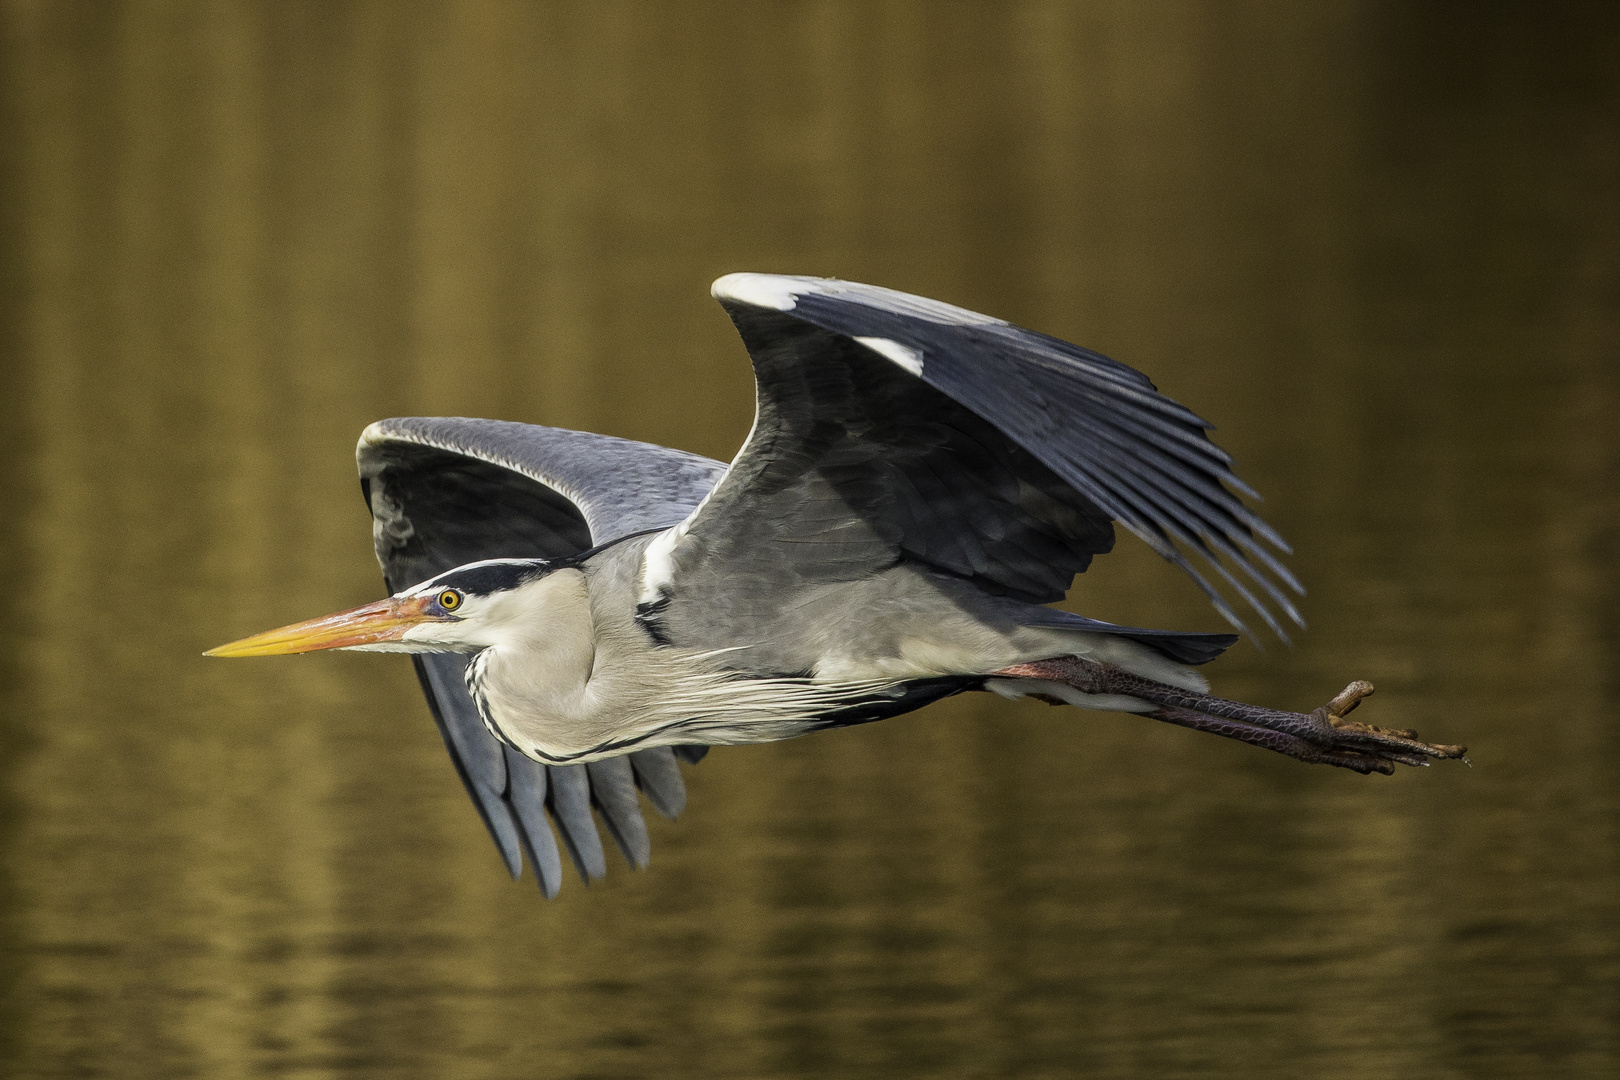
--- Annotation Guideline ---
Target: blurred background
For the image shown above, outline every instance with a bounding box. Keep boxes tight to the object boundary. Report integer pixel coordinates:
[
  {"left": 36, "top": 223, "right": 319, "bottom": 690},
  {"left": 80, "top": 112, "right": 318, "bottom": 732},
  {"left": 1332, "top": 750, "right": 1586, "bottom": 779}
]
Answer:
[{"left": 1, "top": 3, "right": 1617, "bottom": 1078}]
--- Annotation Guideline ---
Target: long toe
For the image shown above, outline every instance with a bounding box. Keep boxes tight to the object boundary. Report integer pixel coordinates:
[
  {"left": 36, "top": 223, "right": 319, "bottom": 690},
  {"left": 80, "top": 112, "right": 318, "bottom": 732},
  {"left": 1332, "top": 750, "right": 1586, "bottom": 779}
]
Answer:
[{"left": 1316, "top": 706, "right": 1467, "bottom": 762}]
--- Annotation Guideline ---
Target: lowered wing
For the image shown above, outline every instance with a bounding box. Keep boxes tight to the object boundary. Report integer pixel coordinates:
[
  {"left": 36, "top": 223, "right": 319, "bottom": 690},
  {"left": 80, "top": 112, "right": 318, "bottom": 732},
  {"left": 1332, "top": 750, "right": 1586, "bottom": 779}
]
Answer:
[{"left": 358, "top": 417, "right": 726, "bottom": 896}]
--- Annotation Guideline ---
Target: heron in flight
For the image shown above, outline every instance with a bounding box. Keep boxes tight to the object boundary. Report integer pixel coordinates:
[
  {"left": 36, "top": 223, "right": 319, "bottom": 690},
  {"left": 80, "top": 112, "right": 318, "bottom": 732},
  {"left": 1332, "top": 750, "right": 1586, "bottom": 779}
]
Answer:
[{"left": 209, "top": 273, "right": 1465, "bottom": 896}]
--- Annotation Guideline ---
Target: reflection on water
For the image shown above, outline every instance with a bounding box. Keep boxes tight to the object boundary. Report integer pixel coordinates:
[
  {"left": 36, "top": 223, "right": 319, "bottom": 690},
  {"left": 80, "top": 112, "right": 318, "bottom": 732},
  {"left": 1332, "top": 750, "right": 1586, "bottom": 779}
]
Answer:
[{"left": 2, "top": 4, "right": 1616, "bottom": 1078}]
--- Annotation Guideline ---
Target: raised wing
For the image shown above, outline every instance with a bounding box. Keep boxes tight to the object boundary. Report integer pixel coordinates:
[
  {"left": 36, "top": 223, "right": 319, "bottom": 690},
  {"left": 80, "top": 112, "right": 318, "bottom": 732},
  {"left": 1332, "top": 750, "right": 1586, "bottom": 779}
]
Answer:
[
  {"left": 645, "top": 274, "right": 1300, "bottom": 646},
  {"left": 358, "top": 417, "right": 726, "bottom": 896}
]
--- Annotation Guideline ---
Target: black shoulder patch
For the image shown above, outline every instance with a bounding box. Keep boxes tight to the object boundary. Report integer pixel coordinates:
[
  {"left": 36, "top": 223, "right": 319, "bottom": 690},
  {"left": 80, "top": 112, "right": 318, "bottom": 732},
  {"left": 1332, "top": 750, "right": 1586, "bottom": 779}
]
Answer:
[{"left": 432, "top": 560, "right": 551, "bottom": 597}]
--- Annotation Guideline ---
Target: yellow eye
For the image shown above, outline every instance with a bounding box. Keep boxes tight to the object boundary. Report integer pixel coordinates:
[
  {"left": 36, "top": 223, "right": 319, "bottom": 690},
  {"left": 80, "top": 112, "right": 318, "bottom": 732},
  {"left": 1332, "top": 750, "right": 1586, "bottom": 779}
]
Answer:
[{"left": 438, "top": 590, "right": 462, "bottom": 610}]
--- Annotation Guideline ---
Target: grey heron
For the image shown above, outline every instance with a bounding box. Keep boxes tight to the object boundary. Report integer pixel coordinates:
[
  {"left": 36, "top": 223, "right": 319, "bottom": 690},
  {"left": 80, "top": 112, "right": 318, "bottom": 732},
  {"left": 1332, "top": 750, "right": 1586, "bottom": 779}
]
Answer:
[{"left": 209, "top": 273, "right": 1465, "bottom": 897}]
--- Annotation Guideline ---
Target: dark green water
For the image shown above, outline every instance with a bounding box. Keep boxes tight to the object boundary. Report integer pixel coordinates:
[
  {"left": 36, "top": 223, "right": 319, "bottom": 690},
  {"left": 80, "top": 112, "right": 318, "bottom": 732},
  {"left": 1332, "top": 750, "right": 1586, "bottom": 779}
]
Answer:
[{"left": 2, "top": 4, "right": 1616, "bottom": 1077}]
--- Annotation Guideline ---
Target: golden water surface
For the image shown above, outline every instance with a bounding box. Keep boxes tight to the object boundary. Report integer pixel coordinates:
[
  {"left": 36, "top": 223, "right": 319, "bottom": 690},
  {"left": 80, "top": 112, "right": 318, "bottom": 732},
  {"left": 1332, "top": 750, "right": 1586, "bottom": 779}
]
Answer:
[{"left": 2, "top": 4, "right": 1616, "bottom": 1078}]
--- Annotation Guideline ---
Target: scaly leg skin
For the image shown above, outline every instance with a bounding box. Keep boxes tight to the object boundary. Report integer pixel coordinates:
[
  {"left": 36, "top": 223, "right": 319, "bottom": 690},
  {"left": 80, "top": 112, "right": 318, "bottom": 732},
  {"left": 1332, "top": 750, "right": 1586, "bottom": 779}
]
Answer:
[{"left": 992, "top": 657, "right": 1467, "bottom": 775}]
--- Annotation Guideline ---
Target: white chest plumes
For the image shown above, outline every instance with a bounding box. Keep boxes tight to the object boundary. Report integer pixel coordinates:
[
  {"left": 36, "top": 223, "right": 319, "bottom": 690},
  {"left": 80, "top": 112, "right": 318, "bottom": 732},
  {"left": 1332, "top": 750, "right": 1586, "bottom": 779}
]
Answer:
[{"left": 466, "top": 648, "right": 909, "bottom": 765}]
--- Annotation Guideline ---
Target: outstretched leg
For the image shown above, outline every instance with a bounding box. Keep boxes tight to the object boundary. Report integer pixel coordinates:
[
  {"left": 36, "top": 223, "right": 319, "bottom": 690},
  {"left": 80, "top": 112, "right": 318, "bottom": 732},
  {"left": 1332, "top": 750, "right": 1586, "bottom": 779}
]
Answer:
[{"left": 991, "top": 657, "right": 1466, "bottom": 775}]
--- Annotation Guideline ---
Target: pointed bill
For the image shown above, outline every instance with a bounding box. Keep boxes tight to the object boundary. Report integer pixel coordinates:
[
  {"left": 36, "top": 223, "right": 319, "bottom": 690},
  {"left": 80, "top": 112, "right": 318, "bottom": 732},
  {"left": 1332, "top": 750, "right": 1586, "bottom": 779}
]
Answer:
[{"left": 205, "top": 596, "right": 440, "bottom": 657}]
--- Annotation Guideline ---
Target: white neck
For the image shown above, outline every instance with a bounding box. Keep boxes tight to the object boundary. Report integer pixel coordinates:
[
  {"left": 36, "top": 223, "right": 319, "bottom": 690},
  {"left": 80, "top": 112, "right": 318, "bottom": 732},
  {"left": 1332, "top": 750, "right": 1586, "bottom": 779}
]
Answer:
[{"left": 471, "top": 569, "right": 599, "bottom": 732}]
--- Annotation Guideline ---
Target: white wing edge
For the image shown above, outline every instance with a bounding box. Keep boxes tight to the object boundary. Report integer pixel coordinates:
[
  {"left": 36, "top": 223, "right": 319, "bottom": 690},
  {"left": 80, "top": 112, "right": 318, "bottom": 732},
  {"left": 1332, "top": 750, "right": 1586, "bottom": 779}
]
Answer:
[
  {"left": 637, "top": 407, "right": 759, "bottom": 606},
  {"left": 711, "top": 272, "right": 1006, "bottom": 327}
]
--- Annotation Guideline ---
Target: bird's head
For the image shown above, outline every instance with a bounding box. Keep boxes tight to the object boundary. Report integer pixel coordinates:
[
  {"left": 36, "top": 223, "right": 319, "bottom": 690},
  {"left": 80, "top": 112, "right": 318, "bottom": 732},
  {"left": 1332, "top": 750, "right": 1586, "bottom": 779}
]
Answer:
[{"left": 205, "top": 559, "right": 561, "bottom": 657}]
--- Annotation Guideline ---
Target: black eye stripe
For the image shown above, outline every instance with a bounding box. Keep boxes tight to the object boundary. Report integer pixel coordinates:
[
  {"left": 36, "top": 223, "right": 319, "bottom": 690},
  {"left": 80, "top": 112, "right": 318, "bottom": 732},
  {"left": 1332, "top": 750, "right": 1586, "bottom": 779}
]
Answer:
[{"left": 431, "top": 561, "right": 549, "bottom": 596}]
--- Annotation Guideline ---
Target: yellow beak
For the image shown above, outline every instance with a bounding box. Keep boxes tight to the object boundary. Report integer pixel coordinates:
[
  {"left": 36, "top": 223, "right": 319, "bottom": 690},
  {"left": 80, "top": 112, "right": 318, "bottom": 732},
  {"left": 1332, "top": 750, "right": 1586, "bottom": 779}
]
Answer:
[{"left": 205, "top": 595, "right": 443, "bottom": 657}]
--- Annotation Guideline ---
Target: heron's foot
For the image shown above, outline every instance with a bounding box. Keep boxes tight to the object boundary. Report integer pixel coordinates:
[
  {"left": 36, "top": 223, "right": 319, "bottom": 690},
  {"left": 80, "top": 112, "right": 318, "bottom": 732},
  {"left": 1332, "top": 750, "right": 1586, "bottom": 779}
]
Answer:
[
  {"left": 1301, "top": 680, "right": 1468, "bottom": 771},
  {"left": 992, "top": 658, "right": 1467, "bottom": 775},
  {"left": 1146, "top": 691, "right": 1466, "bottom": 775}
]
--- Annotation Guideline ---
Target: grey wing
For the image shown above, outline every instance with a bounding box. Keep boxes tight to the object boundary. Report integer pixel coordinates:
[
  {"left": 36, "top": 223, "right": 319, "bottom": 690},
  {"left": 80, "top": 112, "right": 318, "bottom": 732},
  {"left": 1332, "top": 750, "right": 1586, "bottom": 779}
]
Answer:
[
  {"left": 358, "top": 417, "right": 727, "bottom": 895},
  {"left": 647, "top": 274, "right": 1300, "bottom": 652}
]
